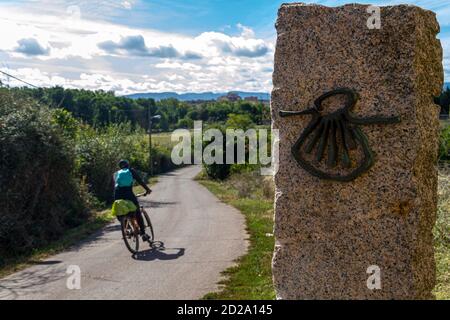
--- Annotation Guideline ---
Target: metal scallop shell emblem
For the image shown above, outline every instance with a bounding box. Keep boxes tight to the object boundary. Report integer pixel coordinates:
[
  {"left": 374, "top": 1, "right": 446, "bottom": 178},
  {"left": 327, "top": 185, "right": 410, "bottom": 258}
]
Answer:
[{"left": 279, "top": 88, "right": 400, "bottom": 181}]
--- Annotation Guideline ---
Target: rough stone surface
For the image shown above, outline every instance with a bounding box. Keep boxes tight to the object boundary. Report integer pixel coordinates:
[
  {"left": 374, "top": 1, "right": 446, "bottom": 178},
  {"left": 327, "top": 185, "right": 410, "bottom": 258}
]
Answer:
[{"left": 271, "top": 3, "right": 443, "bottom": 299}]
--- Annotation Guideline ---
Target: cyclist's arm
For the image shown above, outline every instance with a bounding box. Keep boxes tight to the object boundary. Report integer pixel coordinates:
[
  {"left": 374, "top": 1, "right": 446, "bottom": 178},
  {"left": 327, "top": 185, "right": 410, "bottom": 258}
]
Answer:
[{"left": 130, "top": 168, "right": 151, "bottom": 193}]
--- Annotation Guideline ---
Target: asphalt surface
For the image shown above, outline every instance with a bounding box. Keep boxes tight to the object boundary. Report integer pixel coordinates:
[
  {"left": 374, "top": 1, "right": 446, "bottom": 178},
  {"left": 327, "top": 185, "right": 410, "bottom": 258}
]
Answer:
[{"left": 0, "top": 166, "right": 248, "bottom": 300}]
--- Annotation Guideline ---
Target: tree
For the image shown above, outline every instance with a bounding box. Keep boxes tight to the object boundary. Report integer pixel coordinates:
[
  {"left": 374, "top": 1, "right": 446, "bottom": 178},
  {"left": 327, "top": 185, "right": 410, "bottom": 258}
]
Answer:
[
  {"left": 202, "top": 125, "right": 231, "bottom": 180},
  {"left": 157, "top": 113, "right": 170, "bottom": 131},
  {"left": 226, "top": 113, "right": 254, "bottom": 131},
  {"left": 176, "top": 118, "right": 193, "bottom": 129},
  {"left": 441, "top": 88, "right": 450, "bottom": 116},
  {"left": 8, "top": 86, "right": 269, "bottom": 131}
]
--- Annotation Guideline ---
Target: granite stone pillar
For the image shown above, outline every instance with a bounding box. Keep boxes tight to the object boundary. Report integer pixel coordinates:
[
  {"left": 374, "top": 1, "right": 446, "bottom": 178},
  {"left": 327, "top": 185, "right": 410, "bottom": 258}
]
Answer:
[{"left": 271, "top": 3, "right": 443, "bottom": 299}]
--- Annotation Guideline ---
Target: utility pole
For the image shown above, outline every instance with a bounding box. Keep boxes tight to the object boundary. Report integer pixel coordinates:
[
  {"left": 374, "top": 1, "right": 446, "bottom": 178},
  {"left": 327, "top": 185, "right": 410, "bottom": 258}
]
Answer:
[
  {"left": 149, "top": 114, "right": 153, "bottom": 176},
  {"left": 148, "top": 106, "right": 161, "bottom": 177}
]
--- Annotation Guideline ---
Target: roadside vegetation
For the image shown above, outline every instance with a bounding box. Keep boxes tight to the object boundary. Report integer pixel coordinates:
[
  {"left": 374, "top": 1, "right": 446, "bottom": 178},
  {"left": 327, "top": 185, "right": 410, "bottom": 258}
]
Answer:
[
  {"left": 437, "top": 86, "right": 450, "bottom": 119},
  {"left": 436, "top": 117, "right": 450, "bottom": 299},
  {"left": 198, "top": 170, "right": 276, "bottom": 299},
  {"left": 434, "top": 165, "right": 450, "bottom": 300},
  {"left": 0, "top": 209, "right": 114, "bottom": 278},
  {"left": 0, "top": 181, "right": 155, "bottom": 279},
  {"left": 0, "top": 88, "right": 173, "bottom": 270},
  {"left": 198, "top": 116, "right": 276, "bottom": 299}
]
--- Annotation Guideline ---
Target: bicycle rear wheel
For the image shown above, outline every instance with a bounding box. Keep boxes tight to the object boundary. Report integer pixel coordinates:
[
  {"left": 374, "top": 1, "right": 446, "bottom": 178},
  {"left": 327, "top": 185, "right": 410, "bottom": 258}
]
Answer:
[
  {"left": 120, "top": 216, "right": 139, "bottom": 254},
  {"left": 141, "top": 207, "right": 154, "bottom": 243}
]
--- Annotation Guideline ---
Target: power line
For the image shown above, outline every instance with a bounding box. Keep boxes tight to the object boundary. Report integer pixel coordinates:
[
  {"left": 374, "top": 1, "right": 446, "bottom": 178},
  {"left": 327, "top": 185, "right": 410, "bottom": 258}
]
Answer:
[
  {"left": 0, "top": 71, "right": 153, "bottom": 114},
  {"left": 0, "top": 69, "right": 69, "bottom": 107},
  {"left": 0, "top": 70, "right": 39, "bottom": 89}
]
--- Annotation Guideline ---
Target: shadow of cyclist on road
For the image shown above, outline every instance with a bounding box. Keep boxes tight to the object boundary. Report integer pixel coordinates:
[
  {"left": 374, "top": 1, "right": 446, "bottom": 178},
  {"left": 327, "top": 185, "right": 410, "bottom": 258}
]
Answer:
[{"left": 132, "top": 241, "right": 185, "bottom": 261}]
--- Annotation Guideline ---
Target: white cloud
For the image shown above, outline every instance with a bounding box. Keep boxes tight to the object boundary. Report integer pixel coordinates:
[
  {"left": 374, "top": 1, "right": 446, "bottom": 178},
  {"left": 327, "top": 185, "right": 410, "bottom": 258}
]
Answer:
[
  {"left": 2, "top": 0, "right": 448, "bottom": 96},
  {"left": 155, "top": 61, "right": 202, "bottom": 71},
  {"left": 0, "top": 62, "right": 273, "bottom": 96},
  {"left": 121, "top": 1, "right": 134, "bottom": 10},
  {"left": 166, "top": 74, "right": 186, "bottom": 81},
  {"left": 237, "top": 23, "right": 255, "bottom": 39},
  {"left": 195, "top": 31, "right": 272, "bottom": 58},
  {"left": 0, "top": 4, "right": 276, "bottom": 94},
  {"left": 0, "top": 6, "right": 273, "bottom": 61},
  {"left": 0, "top": 67, "right": 66, "bottom": 87}
]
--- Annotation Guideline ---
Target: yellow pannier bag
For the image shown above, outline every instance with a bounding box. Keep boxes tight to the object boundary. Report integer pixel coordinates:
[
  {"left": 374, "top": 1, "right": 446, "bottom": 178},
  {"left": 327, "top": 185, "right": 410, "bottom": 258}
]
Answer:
[{"left": 111, "top": 199, "right": 137, "bottom": 217}]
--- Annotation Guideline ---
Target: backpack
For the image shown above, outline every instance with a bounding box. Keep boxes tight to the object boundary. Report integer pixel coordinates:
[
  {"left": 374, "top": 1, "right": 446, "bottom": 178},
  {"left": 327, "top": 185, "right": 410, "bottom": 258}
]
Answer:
[
  {"left": 114, "top": 168, "right": 133, "bottom": 188},
  {"left": 111, "top": 199, "right": 137, "bottom": 216}
]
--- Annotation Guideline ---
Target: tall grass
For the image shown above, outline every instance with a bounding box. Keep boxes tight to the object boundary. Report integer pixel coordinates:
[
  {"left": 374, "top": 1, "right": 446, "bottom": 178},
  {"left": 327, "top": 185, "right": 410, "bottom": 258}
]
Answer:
[
  {"left": 198, "top": 170, "right": 276, "bottom": 300},
  {"left": 434, "top": 165, "right": 450, "bottom": 299}
]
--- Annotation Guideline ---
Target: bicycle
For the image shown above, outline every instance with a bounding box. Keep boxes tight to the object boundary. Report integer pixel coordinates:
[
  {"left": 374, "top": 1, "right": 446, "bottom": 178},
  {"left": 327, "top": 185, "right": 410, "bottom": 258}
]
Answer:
[{"left": 120, "top": 192, "right": 154, "bottom": 254}]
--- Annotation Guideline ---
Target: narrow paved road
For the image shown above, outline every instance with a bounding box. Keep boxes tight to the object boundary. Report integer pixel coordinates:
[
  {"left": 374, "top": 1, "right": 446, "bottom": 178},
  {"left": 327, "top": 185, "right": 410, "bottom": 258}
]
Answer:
[{"left": 0, "top": 166, "right": 248, "bottom": 300}]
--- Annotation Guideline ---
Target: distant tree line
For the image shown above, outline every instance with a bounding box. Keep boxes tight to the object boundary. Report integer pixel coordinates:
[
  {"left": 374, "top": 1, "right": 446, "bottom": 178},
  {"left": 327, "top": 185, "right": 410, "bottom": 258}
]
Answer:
[
  {"left": 9, "top": 86, "right": 270, "bottom": 131},
  {"left": 9, "top": 85, "right": 450, "bottom": 123}
]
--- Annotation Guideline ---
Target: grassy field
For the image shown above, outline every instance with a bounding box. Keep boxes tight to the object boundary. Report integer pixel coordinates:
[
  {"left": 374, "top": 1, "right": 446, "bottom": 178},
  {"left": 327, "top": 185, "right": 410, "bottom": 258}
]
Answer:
[
  {"left": 152, "top": 131, "right": 176, "bottom": 148},
  {"left": 199, "top": 168, "right": 450, "bottom": 300},
  {"left": 197, "top": 170, "right": 276, "bottom": 300},
  {"left": 152, "top": 130, "right": 194, "bottom": 149}
]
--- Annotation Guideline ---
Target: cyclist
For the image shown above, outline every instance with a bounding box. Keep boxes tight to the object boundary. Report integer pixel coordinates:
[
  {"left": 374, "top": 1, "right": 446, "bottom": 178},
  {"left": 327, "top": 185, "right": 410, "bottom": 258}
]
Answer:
[{"left": 114, "top": 159, "right": 152, "bottom": 242}]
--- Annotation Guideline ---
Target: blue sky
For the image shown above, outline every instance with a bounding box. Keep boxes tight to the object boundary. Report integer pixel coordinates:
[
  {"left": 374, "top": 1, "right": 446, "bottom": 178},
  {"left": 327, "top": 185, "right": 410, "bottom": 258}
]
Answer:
[
  {"left": 90, "top": 0, "right": 450, "bottom": 38},
  {"left": 0, "top": 0, "right": 448, "bottom": 94}
]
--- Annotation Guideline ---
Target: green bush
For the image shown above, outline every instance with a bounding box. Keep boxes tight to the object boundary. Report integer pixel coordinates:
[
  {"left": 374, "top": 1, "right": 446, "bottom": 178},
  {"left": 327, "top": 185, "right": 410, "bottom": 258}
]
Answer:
[
  {"left": 75, "top": 125, "right": 178, "bottom": 203},
  {"left": 226, "top": 113, "right": 254, "bottom": 130},
  {"left": 0, "top": 90, "right": 88, "bottom": 257},
  {"left": 204, "top": 161, "right": 231, "bottom": 180},
  {"left": 176, "top": 118, "right": 193, "bottom": 129},
  {"left": 0, "top": 89, "right": 181, "bottom": 261},
  {"left": 75, "top": 123, "right": 136, "bottom": 203},
  {"left": 202, "top": 125, "right": 231, "bottom": 180},
  {"left": 127, "top": 133, "right": 178, "bottom": 176},
  {"left": 150, "top": 144, "right": 178, "bottom": 174},
  {"left": 439, "top": 125, "right": 450, "bottom": 162}
]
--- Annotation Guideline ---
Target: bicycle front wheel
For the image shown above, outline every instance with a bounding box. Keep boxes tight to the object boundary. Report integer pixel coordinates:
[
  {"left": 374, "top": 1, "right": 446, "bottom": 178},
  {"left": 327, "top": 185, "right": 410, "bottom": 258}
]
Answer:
[{"left": 121, "top": 216, "right": 139, "bottom": 254}]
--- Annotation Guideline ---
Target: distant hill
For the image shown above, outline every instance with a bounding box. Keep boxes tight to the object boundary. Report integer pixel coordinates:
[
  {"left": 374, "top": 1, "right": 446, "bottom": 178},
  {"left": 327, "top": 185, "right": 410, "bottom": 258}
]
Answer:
[
  {"left": 124, "top": 91, "right": 270, "bottom": 101},
  {"left": 445, "top": 82, "right": 450, "bottom": 90}
]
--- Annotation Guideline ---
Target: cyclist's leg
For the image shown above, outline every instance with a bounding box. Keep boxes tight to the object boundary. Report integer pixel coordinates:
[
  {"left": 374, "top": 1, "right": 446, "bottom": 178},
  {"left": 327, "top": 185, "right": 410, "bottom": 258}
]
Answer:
[
  {"left": 129, "top": 192, "right": 146, "bottom": 235},
  {"left": 115, "top": 187, "right": 146, "bottom": 235},
  {"left": 135, "top": 208, "right": 146, "bottom": 235}
]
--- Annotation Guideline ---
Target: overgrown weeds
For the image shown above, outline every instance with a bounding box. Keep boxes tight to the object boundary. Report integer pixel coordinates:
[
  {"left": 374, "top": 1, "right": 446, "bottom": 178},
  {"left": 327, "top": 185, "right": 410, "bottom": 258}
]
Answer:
[{"left": 434, "top": 165, "right": 450, "bottom": 299}]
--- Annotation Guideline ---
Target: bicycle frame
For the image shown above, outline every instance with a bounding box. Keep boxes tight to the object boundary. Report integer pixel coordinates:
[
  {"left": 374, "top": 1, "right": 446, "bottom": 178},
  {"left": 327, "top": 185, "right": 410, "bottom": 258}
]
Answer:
[
  {"left": 124, "top": 207, "right": 145, "bottom": 235},
  {"left": 127, "top": 215, "right": 140, "bottom": 235}
]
